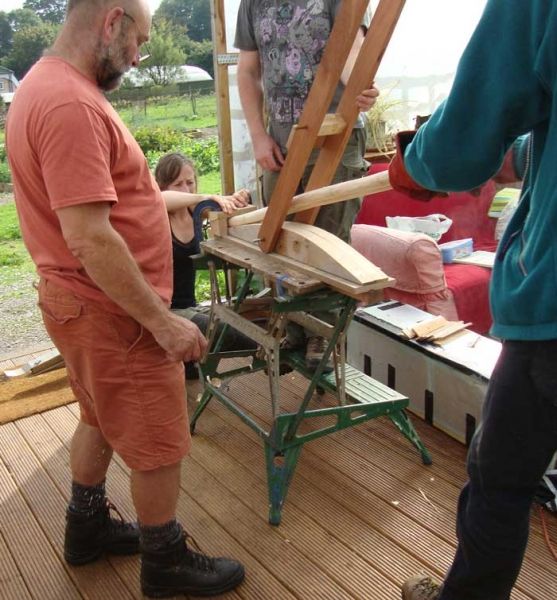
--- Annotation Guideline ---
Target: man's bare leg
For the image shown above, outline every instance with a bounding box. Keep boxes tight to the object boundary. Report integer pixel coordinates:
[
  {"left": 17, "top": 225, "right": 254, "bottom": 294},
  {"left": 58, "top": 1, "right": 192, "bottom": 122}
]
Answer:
[
  {"left": 131, "top": 462, "right": 181, "bottom": 525},
  {"left": 70, "top": 420, "right": 113, "bottom": 485},
  {"left": 65, "top": 420, "right": 139, "bottom": 565}
]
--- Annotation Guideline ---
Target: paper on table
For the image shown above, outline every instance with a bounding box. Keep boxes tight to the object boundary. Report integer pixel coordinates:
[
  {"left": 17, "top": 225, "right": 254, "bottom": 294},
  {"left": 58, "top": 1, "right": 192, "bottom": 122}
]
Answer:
[
  {"left": 434, "top": 330, "right": 502, "bottom": 379},
  {"left": 452, "top": 251, "right": 495, "bottom": 268},
  {"left": 360, "top": 301, "right": 437, "bottom": 331}
]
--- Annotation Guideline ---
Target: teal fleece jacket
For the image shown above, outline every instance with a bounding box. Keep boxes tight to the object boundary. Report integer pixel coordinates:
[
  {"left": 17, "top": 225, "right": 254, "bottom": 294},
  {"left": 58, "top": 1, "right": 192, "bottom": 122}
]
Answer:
[{"left": 404, "top": 0, "right": 557, "bottom": 341}]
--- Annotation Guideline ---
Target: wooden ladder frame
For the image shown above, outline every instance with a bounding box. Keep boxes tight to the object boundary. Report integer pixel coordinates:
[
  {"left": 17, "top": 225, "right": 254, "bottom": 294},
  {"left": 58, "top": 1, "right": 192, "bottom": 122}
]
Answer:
[{"left": 258, "top": 0, "right": 406, "bottom": 253}]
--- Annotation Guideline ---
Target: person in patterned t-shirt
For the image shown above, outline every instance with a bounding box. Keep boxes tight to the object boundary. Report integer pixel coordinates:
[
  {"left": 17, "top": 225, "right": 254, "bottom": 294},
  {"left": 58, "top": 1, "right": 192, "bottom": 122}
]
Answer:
[{"left": 235, "top": 0, "right": 378, "bottom": 370}]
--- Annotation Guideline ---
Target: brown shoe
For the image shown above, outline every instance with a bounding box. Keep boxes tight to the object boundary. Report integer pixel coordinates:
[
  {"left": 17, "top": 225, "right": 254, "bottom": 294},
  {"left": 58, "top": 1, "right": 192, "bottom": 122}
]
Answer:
[{"left": 401, "top": 575, "right": 441, "bottom": 600}]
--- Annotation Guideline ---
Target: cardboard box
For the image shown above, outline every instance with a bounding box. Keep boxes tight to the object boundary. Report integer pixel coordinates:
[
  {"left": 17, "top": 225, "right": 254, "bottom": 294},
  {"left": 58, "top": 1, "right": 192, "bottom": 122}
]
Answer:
[{"left": 347, "top": 303, "right": 502, "bottom": 445}]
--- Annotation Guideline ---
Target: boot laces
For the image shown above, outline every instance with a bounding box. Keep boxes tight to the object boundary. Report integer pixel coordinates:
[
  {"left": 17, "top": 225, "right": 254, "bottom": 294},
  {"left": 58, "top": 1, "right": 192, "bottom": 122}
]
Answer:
[
  {"left": 105, "top": 500, "right": 136, "bottom": 532},
  {"left": 184, "top": 532, "right": 216, "bottom": 572}
]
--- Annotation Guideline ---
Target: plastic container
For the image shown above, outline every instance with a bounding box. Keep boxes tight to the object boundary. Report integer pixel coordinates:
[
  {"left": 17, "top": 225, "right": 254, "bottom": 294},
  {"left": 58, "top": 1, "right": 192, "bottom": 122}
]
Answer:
[{"left": 438, "top": 238, "right": 474, "bottom": 263}]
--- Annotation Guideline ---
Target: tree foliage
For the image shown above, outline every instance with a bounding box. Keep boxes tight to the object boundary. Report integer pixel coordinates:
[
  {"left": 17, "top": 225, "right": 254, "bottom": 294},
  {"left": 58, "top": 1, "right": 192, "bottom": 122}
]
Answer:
[
  {"left": 0, "top": 8, "right": 42, "bottom": 63},
  {"left": 8, "top": 8, "right": 42, "bottom": 32},
  {"left": 0, "top": 12, "right": 12, "bottom": 59},
  {"left": 155, "top": 0, "right": 211, "bottom": 42},
  {"left": 23, "top": 0, "right": 66, "bottom": 25},
  {"left": 6, "top": 21, "right": 58, "bottom": 79},
  {"left": 138, "top": 20, "right": 186, "bottom": 86},
  {"left": 181, "top": 38, "right": 213, "bottom": 78}
]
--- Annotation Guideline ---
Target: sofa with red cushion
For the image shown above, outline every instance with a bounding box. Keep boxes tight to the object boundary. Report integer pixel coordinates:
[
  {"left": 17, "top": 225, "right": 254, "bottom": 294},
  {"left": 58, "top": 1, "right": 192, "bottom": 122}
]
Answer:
[{"left": 352, "top": 162, "right": 497, "bottom": 334}]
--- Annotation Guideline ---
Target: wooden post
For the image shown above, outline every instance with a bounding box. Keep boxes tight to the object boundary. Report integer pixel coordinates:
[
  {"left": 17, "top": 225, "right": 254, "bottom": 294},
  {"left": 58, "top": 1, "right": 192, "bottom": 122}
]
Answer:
[{"left": 211, "top": 0, "right": 235, "bottom": 194}]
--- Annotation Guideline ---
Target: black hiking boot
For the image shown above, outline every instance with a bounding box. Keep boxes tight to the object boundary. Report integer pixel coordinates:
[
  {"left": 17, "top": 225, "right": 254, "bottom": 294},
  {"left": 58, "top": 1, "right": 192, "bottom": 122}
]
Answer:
[
  {"left": 64, "top": 500, "right": 140, "bottom": 565},
  {"left": 141, "top": 530, "right": 245, "bottom": 598}
]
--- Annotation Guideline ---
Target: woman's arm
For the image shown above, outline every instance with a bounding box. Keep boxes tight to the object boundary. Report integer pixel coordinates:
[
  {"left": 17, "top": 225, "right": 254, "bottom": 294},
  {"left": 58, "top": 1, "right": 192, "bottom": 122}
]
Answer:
[{"left": 162, "top": 189, "right": 251, "bottom": 214}]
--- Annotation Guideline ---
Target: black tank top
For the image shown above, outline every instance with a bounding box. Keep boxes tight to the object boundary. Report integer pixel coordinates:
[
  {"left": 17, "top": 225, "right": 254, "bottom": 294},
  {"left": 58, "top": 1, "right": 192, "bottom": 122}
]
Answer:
[{"left": 170, "top": 229, "right": 198, "bottom": 309}]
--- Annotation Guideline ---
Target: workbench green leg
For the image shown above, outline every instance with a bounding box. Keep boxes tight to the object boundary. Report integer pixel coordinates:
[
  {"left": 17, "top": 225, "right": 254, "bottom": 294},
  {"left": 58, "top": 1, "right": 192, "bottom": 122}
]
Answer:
[
  {"left": 265, "top": 443, "right": 302, "bottom": 525},
  {"left": 389, "top": 410, "right": 432, "bottom": 465},
  {"left": 190, "top": 388, "right": 214, "bottom": 434}
]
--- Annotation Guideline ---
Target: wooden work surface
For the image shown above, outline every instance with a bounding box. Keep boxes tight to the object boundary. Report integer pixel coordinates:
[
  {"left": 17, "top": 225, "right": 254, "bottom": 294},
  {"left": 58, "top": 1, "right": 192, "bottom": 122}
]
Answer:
[
  {"left": 202, "top": 236, "right": 388, "bottom": 302},
  {"left": 0, "top": 345, "right": 555, "bottom": 599}
]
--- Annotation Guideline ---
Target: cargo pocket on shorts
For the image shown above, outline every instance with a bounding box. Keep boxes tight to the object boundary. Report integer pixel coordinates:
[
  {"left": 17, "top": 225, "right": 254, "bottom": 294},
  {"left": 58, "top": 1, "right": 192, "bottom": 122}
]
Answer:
[{"left": 38, "top": 280, "right": 83, "bottom": 325}]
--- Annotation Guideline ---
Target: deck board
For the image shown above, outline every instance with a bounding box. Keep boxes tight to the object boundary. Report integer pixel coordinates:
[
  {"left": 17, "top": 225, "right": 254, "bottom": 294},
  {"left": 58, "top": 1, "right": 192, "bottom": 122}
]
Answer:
[{"left": 0, "top": 345, "right": 556, "bottom": 599}]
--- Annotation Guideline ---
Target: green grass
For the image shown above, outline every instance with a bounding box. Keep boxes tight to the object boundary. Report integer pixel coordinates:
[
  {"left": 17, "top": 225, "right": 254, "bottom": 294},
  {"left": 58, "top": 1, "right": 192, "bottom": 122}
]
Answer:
[
  {"left": 0, "top": 203, "right": 21, "bottom": 241},
  {"left": 198, "top": 171, "right": 222, "bottom": 195},
  {"left": 117, "top": 95, "right": 217, "bottom": 131},
  {"left": 0, "top": 204, "right": 29, "bottom": 270}
]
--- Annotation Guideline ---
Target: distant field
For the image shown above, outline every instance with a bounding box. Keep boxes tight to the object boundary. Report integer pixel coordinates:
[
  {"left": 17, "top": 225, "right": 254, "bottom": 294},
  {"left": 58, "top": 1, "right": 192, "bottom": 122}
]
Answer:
[
  {"left": 198, "top": 171, "right": 222, "bottom": 195},
  {"left": 117, "top": 94, "right": 218, "bottom": 131}
]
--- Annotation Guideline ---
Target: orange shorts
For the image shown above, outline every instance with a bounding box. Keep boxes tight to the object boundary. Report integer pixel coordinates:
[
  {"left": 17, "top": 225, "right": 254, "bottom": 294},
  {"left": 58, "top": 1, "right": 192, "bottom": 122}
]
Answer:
[{"left": 38, "top": 278, "right": 191, "bottom": 471}]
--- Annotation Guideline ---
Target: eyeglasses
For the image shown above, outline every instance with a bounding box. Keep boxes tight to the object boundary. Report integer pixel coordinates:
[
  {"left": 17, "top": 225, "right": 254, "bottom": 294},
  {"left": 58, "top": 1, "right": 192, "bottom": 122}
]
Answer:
[
  {"left": 121, "top": 10, "right": 150, "bottom": 62},
  {"left": 122, "top": 10, "right": 136, "bottom": 25}
]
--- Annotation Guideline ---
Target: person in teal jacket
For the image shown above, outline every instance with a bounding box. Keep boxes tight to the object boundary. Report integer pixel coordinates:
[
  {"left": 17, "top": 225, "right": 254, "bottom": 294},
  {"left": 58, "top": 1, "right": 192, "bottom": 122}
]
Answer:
[{"left": 389, "top": 1, "right": 557, "bottom": 599}]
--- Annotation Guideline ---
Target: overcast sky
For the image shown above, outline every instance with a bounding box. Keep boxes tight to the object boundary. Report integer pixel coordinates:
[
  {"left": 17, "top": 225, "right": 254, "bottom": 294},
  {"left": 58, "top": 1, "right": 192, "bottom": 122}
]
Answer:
[
  {"left": 2, "top": 0, "right": 162, "bottom": 14},
  {"left": 3, "top": 0, "right": 488, "bottom": 78}
]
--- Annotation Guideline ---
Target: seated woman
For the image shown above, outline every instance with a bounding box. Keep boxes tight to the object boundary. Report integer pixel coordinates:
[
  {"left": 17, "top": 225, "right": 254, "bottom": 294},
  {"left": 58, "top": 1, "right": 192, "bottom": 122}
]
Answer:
[
  {"left": 155, "top": 152, "right": 256, "bottom": 377},
  {"left": 155, "top": 152, "right": 250, "bottom": 309}
]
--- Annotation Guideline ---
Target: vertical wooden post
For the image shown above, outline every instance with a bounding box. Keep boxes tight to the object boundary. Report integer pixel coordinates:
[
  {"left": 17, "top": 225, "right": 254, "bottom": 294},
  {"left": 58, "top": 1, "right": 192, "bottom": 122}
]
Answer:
[{"left": 211, "top": 0, "right": 235, "bottom": 194}]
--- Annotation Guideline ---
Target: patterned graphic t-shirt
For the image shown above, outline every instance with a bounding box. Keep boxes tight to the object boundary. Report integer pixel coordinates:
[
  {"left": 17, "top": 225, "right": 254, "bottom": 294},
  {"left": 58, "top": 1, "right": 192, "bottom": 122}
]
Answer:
[{"left": 235, "top": 0, "right": 370, "bottom": 152}]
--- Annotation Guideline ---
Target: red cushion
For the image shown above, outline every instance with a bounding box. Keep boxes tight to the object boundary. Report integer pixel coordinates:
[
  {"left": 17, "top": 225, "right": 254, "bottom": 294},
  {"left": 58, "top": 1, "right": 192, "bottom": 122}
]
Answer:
[
  {"left": 356, "top": 163, "right": 498, "bottom": 251},
  {"left": 444, "top": 264, "right": 492, "bottom": 334}
]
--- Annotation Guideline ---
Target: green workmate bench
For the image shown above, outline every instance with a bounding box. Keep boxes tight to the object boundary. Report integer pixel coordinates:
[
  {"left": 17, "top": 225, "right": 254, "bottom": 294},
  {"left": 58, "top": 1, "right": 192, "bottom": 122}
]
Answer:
[{"left": 190, "top": 237, "right": 432, "bottom": 525}]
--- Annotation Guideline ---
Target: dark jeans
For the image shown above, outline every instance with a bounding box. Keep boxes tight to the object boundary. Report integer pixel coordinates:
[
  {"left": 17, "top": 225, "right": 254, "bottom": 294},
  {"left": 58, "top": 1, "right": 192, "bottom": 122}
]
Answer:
[{"left": 440, "top": 340, "right": 557, "bottom": 600}]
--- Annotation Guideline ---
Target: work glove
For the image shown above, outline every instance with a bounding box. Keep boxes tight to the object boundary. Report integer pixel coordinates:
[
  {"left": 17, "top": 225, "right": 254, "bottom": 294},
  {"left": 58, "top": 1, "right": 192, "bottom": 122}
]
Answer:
[{"left": 388, "top": 131, "right": 446, "bottom": 201}]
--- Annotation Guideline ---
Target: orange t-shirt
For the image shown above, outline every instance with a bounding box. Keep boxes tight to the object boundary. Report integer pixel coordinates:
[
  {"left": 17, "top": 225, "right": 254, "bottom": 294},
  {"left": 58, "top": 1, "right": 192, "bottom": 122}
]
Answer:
[{"left": 6, "top": 57, "right": 172, "bottom": 313}]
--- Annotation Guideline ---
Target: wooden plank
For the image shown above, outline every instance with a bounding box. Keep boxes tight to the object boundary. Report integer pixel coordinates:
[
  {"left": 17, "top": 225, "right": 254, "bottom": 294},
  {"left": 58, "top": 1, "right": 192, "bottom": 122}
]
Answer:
[
  {"left": 296, "top": 0, "right": 406, "bottom": 226},
  {"left": 201, "top": 237, "right": 324, "bottom": 295},
  {"left": 286, "top": 114, "right": 348, "bottom": 151},
  {"left": 203, "top": 236, "right": 388, "bottom": 298},
  {"left": 211, "top": 0, "right": 235, "bottom": 194},
  {"left": 0, "top": 436, "right": 81, "bottom": 600},
  {"left": 228, "top": 222, "right": 390, "bottom": 284},
  {"left": 258, "top": 0, "right": 371, "bottom": 253},
  {"left": 2, "top": 349, "right": 64, "bottom": 379},
  {"left": 0, "top": 529, "right": 32, "bottom": 599},
  {"left": 0, "top": 341, "right": 56, "bottom": 371},
  {"left": 194, "top": 372, "right": 546, "bottom": 600},
  {"left": 50, "top": 405, "right": 288, "bottom": 600},
  {"left": 0, "top": 420, "right": 136, "bottom": 600},
  {"left": 188, "top": 407, "right": 435, "bottom": 592}
]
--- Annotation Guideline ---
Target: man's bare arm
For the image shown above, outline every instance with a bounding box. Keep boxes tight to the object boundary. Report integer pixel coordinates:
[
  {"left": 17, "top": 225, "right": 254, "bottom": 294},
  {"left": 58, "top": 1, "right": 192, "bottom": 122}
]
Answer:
[
  {"left": 237, "top": 49, "right": 284, "bottom": 171},
  {"left": 56, "top": 201, "right": 207, "bottom": 362}
]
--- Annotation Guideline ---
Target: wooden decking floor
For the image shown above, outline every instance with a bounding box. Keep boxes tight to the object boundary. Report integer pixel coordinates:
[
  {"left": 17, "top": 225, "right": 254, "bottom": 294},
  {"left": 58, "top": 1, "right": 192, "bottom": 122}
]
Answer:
[{"left": 1, "top": 345, "right": 556, "bottom": 599}]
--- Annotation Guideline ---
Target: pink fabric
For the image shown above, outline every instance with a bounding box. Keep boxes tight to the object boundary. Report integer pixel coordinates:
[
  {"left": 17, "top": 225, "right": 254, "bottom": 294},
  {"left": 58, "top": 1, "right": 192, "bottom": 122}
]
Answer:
[
  {"left": 351, "top": 224, "right": 459, "bottom": 321},
  {"left": 354, "top": 162, "right": 496, "bottom": 333},
  {"left": 351, "top": 224, "right": 445, "bottom": 293},
  {"left": 356, "top": 162, "right": 498, "bottom": 251}
]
